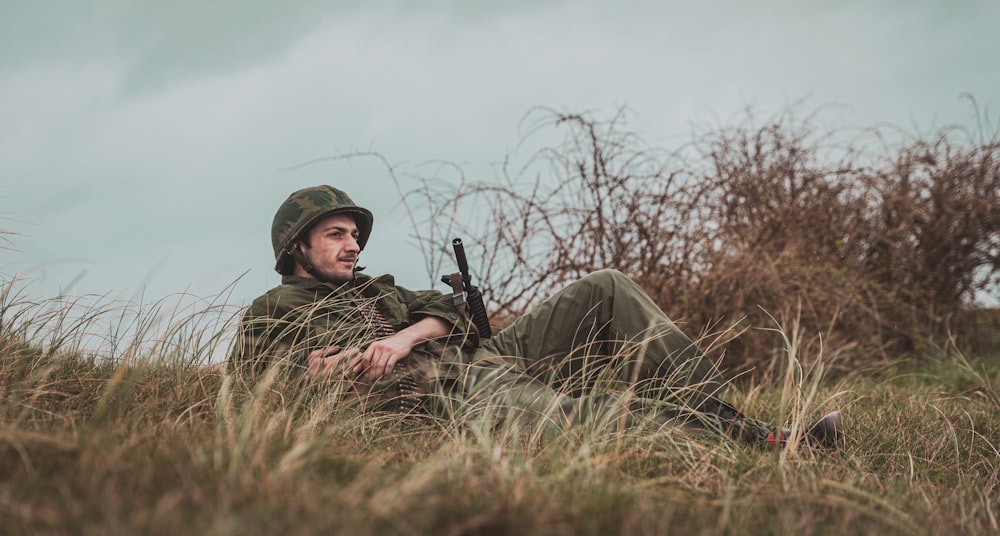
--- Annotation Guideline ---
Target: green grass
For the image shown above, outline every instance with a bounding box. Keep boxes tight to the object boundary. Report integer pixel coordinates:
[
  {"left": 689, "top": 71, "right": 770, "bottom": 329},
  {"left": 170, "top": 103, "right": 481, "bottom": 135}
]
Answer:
[{"left": 1, "top": 285, "right": 998, "bottom": 535}]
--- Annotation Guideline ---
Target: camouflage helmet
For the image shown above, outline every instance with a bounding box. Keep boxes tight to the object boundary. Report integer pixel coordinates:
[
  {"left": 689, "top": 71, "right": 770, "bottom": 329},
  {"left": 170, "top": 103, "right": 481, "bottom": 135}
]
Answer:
[{"left": 271, "top": 185, "right": 374, "bottom": 275}]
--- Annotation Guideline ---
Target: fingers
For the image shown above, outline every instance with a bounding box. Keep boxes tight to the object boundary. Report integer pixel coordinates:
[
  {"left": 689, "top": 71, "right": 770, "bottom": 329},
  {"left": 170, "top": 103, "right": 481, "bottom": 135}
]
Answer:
[
  {"left": 306, "top": 345, "right": 363, "bottom": 382},
  {"left": 355, "top": 342, "right": 405, "bottom": 382},
  {"left": 307, "top": 344, "right": 341, "bottom": 366},
  {"left": 309, "top": 340, "right": 411, "bottom": 383},
  {"left": 365, "top": 351, "right": 398, "bottom": 382},
  {"left": 306, "top": 346, "right": 336, "bottom": 380},
  {"left": 356, "top": 347, "right": 384, "bottom": 382}
]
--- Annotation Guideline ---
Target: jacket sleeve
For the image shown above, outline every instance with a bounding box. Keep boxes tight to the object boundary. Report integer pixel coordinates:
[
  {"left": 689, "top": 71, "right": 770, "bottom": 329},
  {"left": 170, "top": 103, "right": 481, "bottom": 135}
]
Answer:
[
  {"left": 393, "top": 283, "right": 475, "bottom": 340},
  {"left": 227, "top": 292, "right": 317, "bottom": 379}
]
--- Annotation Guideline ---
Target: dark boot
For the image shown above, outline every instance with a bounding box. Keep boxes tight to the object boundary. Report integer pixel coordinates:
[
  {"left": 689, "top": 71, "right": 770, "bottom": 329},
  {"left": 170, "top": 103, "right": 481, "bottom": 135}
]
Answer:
[
  {"left": 765, "top": 411, "right": 845, "bottom": 449},
  {"left": 807, "top": 410, "right": 844, "bottom": 448},
  {"left": 700, "top": 397, "right": 845, "bottom": 450}
]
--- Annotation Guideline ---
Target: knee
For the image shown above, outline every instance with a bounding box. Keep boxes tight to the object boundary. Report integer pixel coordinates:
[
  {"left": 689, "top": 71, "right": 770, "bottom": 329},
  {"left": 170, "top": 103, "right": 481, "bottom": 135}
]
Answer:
[
  {"left": 573, "top": 269, "right": 634, "bottom": 300},
  {"left": 556, "top": 269, "right": 635, "bottom": 306},
  {"left": 582, "top": 269, "right": 629, "bottom": 289}
]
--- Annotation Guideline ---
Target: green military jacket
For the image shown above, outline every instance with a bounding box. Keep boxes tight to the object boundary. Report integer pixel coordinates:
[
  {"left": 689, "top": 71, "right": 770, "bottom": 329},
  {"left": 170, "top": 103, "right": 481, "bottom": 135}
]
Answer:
[{"left": 230, "top": 273, "right": 473, "bottom": 379}]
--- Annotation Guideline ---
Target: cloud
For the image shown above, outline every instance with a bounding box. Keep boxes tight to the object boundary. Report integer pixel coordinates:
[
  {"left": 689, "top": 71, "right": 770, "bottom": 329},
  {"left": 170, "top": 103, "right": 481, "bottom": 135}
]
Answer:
[{"left": 2, "top": 1, "right": 998, "bottom": 306}]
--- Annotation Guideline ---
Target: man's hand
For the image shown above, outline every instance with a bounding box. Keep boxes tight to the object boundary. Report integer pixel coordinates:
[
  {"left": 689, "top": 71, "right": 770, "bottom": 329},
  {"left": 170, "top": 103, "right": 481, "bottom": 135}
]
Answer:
[
  {"left": 354, "top": 334, "right": 414, "bottom": 382},
  {"left": 306, "top": 345, "right": 361, "bottom": 383},
  {"left": 306, "top": 338, "right": 411, "bottom": 384},
  {"left": 354, "top": 316, "right": 452, "bottom": 382}
]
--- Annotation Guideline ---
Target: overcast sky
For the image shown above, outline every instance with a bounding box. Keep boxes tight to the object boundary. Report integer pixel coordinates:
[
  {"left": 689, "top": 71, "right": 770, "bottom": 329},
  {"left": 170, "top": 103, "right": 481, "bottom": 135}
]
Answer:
[{"left": 3, "top": 1, "right": 998, "bottom": 310}]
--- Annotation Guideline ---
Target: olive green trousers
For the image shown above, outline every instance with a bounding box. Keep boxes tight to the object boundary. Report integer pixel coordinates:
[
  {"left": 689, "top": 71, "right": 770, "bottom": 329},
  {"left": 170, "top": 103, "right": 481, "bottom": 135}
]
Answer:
[{"left": 423, "top": 269, "right": 769, "bottom": 441}]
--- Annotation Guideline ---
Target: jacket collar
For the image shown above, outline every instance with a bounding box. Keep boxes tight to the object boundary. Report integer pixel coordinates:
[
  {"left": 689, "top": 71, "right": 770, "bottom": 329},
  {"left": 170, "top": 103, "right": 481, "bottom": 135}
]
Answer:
[{"left": 280, "top": 273, "right": 373, "bottom": 293}]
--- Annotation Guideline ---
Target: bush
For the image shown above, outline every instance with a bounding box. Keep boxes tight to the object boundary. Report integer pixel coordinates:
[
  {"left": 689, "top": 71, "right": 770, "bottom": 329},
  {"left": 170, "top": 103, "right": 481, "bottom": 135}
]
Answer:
[{"left": 417, "top": 105, "right": 1000, "bottom": 377}]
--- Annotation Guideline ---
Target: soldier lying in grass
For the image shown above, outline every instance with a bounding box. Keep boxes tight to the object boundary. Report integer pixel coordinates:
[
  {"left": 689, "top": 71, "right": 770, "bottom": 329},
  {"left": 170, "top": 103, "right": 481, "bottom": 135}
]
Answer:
[{"left": 229, "top": 185, "right": 843, "bottom": 449}]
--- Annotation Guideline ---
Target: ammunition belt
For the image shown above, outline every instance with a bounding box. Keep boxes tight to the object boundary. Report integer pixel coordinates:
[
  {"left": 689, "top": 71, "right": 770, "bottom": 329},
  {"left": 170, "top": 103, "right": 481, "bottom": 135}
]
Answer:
[{"left": 357, "top": 293, "right": 424, "bottom": 414}]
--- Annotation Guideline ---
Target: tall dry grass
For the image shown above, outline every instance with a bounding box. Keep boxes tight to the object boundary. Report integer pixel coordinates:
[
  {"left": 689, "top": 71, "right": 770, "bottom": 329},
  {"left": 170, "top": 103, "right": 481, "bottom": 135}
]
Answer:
[{"left": 2, "top": 271, "right": 998, "bottom": 535}]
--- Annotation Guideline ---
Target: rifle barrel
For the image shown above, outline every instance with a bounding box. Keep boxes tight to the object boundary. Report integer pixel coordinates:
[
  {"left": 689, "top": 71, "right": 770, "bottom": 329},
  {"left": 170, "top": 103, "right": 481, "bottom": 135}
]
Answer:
[{"left": 452, "top": 238, "right": 470, "bottom": 280}]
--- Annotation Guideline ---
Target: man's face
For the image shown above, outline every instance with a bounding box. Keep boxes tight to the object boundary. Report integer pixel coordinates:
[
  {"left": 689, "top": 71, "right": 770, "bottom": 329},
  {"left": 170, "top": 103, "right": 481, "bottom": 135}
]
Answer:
[{"left": 294, "top": 213, "right": 361, "bottom": 284}]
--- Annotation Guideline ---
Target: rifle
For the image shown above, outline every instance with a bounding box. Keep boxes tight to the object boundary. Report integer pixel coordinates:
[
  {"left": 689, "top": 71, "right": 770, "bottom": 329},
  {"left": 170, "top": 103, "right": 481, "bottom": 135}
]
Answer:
[{"left": 441, "top": 238, "right": 492, "bottom": 341}]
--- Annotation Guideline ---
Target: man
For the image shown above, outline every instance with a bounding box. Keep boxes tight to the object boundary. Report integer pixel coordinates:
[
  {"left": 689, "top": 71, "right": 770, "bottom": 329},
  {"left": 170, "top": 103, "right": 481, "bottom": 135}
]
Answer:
[{"left": 230, "top": 185, "right": 844, "bottom": 448}]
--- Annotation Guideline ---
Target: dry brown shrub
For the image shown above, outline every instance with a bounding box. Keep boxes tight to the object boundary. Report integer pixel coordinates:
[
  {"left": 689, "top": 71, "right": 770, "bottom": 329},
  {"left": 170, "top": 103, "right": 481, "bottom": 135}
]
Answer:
[
  {"left": 682, "top": 109, "right": 878, "bottom": 373},
  {"left": 415, "top": 105, "right": 1000, "bottom": 380},
  {"left": 859, "top": 123, "right": 1000, "bottom": 353}
]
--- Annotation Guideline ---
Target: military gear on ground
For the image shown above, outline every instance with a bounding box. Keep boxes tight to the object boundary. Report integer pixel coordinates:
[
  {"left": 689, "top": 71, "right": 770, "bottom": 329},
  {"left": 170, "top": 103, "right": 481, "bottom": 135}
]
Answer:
[{"left": 271, "top": 185, "right": 374, "bottom": 275}]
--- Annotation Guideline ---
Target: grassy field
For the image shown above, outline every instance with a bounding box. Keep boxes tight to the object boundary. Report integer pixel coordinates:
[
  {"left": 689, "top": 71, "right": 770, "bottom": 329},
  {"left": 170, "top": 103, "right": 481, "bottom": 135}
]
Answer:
[{"left": 1, "top": 287, "right": 998, "bottom": 536}]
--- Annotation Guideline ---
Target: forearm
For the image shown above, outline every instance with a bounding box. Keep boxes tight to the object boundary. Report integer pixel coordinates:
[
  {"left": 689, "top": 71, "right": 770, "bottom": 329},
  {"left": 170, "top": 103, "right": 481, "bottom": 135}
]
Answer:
[
  {"left": 351, "top": 316, "right": 450, "bottom": 381},
  {"left": 394, "top": 315, "right": 451, "bottom": 348}
]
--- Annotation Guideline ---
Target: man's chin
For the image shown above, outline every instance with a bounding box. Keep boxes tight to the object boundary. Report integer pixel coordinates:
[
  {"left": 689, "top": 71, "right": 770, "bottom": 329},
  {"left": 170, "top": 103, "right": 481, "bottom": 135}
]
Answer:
[{"left": 315, "top": 270, "right": 354, "bottom": 285}]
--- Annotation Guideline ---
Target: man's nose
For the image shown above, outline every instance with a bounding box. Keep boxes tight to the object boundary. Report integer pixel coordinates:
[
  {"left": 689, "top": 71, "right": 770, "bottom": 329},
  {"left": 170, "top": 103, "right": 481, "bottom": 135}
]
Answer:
[{"left": 347, "top": 236, "right": 361, "bottom": 251}]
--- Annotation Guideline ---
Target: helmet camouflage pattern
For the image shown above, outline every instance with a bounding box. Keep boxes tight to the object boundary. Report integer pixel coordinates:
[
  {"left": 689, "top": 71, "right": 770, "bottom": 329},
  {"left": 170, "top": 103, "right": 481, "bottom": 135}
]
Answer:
[{"left": 271, "top": 185, "right": 374, "bottom": 275}]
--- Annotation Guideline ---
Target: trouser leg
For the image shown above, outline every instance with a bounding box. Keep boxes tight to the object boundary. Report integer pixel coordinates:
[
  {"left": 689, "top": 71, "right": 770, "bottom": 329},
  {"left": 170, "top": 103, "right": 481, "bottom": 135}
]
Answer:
[
  {"left": 425, "top": 354, "right": 775, "bottom": 443},
  {"left": 425, "top": 350, "right": 699, "bottom": 438},
  {"left": 482, "top": 269, "right": 724, "bottom": 403},
  {"left": 447, "top": 269, "right": 776, "bottom": 444}
]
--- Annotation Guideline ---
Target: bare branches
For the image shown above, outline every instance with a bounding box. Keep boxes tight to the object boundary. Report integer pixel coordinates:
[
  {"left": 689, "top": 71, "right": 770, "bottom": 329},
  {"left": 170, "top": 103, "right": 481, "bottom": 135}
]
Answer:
[{"left": 408, "top": 106, "right": 1000, "bottom": 375}]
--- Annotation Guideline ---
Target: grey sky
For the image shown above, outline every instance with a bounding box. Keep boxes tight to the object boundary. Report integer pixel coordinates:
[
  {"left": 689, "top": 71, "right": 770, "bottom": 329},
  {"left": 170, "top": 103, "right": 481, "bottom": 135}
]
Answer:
[{"left": 3, "top": 1, "right": 998, "bottom": 309}]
